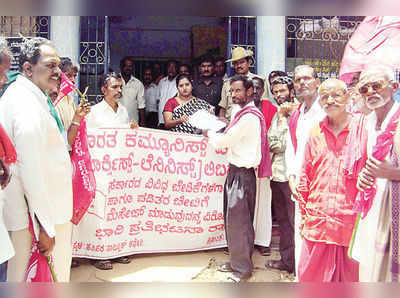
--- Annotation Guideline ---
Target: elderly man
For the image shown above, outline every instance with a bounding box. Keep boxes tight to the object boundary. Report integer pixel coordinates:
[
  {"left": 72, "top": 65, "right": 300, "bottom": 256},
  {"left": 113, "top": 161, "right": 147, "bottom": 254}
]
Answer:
[
  {"left": 119, "top": 56, "right": 146, "bottom": 126},
  {"left": 0, "top": 37, "right": 73, "bottom": 282},
  {"left": 157, "top": 60, "right": 178, "bottom": 129},
  {"left": 285, "top": 65, "right": 326, "bottom": 275},
  {"left": 204, "top": 75, "right": 270, "bottom": 282},
  {"left": 193, "top": 55, "right": 223, "bottom": 112},
  {"left": 218, "top": 47, "right": 267, "bottom": 121},
  {"left": 0, "top": 36, "right": 15, "bottom": 283},
  {"left": 296, "top": 78, "right": 359, "bottom": 281},
  {"left": 352, "top": 66, "right": 400, "bottom": 282},
  {"left": 265, "top": 76, "right": 296, "bottom": 274}
]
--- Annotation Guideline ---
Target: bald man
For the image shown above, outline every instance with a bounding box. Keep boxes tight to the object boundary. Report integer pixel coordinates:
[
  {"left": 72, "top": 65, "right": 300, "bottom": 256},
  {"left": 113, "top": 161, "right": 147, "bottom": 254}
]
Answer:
[{"left": 296, "top": 78, "right": 359, "bottom": 281}]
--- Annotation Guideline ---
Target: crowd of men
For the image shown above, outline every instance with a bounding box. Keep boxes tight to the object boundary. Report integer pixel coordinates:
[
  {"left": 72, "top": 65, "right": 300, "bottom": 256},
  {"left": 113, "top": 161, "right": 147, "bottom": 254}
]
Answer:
[{"left": 0, "top": 34, "right": 400, "bottom": 283}]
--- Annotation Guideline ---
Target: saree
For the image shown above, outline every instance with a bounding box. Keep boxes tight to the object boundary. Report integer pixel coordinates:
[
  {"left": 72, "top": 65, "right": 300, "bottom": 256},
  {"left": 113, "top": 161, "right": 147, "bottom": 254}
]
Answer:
[{"left": 171, "top": 97, "right": 212, "bottom": 134}]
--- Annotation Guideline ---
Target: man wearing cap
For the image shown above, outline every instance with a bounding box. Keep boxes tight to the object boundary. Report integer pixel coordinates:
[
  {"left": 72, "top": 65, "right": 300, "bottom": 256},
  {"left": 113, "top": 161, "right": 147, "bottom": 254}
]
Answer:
[{"left": 218, "top": 47, "right": 267, "bottom": 121}]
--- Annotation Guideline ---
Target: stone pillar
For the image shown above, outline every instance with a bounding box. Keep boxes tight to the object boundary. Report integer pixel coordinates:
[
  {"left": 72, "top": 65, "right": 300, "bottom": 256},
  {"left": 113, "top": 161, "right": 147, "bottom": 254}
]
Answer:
[
  {"left": 50, "top": 16, "right": 80, "bottom": 66},
  {"left": 256, "top": 16, "right": 286, "bottom": 95}
]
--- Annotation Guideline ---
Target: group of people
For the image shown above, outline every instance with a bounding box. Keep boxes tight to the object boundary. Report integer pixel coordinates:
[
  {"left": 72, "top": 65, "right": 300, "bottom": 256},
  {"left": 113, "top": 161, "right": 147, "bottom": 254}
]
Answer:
[
  {"left": 0, "top": 33, "right": 399, "bottom": 284},
  {"left": 116, "top": 55, "right": 227, "bottom": 131}
]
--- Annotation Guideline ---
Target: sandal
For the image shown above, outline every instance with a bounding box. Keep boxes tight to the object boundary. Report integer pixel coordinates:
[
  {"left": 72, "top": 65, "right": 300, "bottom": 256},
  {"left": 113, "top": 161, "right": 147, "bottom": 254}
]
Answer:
[
  {"left": 217, "top": 262, "right": 234, "bottom": 273},
  {"left": 93, "top": 260, "right": 113, "bottom": 270},
  {"left": 114, "top": 256, "right": 131, "bottom": 264},
  {"left": 265, "top": 260, "right": 293, "bottom": 274},
  {"left": 71, "top": 259, "right": 80, "bottom": 268},
  {"left": 257, "top": 246, "right": 271, "bottom": 256}
]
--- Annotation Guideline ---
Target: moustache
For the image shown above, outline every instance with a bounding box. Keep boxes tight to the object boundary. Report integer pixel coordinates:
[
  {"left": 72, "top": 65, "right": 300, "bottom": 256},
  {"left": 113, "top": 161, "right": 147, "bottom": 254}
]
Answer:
[
  {"left": 367, "top": 94, "right": 383, "bottom": 102},
  {"left": 323, "top": 101, "right": 346, "bottom": 109}
]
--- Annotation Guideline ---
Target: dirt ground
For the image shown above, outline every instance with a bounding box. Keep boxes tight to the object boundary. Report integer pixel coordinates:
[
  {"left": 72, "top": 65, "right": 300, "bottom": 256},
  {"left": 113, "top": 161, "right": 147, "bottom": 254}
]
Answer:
[{"left": 70, "top": 228, "right": 295, "bottom": 282}]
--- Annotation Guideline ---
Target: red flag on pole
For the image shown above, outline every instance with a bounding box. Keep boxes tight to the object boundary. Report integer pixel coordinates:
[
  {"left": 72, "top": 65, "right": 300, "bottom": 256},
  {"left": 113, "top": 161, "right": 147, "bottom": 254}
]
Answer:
[
  {"left": 339, "top": 16, "right": 400, "bottom": 84},
  {"left": 53, "top": 72, "right": 76, "bottom": 107},
  {"left": 70, "top": 119, "right": 96, "bottom": 225}
]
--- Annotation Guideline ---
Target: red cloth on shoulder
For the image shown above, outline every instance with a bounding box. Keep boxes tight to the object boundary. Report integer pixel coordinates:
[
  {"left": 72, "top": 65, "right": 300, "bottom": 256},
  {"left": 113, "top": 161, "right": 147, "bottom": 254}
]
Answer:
[
  {"left": 0, "top": 123, "right": 17, "bottom": 165},
  {"left": 163, "top": 97, "right": 179, "bottom": 113},
  {"left": 261, "top": 99, "right": 277, "bottom": 131}
]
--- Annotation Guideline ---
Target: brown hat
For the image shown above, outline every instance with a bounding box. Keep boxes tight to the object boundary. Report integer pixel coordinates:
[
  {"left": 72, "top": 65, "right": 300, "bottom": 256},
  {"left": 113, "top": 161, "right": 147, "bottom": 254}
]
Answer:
[{"left": 225, "top": 47, "right": 253, "bottom": 63}]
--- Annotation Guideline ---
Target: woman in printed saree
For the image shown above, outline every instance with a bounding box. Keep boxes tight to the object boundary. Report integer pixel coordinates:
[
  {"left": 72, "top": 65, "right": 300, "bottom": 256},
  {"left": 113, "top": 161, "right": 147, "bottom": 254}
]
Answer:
[{"left": 163, "top": 74, "right": 213, "bottom": 134}]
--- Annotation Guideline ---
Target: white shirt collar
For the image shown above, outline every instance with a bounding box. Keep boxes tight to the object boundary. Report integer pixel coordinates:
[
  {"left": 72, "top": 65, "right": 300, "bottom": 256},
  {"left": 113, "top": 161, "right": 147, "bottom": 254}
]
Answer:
[
  {"left": 300, "top": 96, "right": 323, "bottom": 115},
  {"left": 99, "top": 99, "right": 121, "bottom": 114}
]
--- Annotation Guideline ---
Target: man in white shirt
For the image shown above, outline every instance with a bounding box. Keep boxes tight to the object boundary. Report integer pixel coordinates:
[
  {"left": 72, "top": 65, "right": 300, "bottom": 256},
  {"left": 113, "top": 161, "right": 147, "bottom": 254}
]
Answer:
[
  {"left": 284, "top": 65, "right": 325, "bottom": 276},
  {"left": 119, "top": 57, "right": 146, "bottom": 126},
  {"left": 157, "top": 60, "right": 178, "bottom": 128},
  {"left": 204, "top": 75, "right": 268, "bottom": 282},
  {"left": 143, "top": 67, "right": 159, "bottom": 128},
  {"left": 0, "top": 37, "right": 73, "bottom": 282},
  {"left": 0, "top": 36, "right": 14, "bottom": 283},
  {"left": 86, "top": 72, "right": 138, "bottom": 129},
  {"left": 83, "top": 72, "right": 136, "bottom": 270}
]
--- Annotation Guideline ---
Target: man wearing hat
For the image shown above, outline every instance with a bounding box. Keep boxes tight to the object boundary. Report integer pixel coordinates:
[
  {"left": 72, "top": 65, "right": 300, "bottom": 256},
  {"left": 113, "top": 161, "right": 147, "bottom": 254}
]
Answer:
[{"left": 218, "top": 47, "right": 267, "bottom": 121}]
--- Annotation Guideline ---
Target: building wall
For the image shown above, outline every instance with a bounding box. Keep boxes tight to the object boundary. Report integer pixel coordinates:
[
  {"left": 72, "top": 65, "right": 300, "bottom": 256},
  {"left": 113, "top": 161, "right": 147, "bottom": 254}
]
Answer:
[{"left": 108, "top": 16, "right": 224, "bottom": 73}]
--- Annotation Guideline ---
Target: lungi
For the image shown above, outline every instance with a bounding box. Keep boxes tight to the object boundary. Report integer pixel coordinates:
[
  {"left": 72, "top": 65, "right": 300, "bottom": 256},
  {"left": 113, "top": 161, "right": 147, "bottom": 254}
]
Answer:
[{"left": 298, "top": 238, "right": 359, "bottom": 282}]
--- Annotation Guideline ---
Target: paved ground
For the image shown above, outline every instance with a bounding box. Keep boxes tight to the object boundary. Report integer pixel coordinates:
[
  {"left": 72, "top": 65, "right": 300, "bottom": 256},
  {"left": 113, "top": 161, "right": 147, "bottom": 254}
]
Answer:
[{"left": 70, "top": 226, "right": 295, "bottom": 282}]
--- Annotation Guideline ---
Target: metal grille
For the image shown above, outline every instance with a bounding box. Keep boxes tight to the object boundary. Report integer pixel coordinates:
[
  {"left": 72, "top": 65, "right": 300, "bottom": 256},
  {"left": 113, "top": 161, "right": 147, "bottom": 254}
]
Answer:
[
  {"left": 286, "top": 16, "right": 364, "bottom": 79},
  {"left": 227, "top": 16, "right": 256, "bottom": 76},
  {"left": 79, "top": 16, "right": 109, "bottom": 104},
  {"left": 0, "top": 16, "right": 50, "bottom": 71}
]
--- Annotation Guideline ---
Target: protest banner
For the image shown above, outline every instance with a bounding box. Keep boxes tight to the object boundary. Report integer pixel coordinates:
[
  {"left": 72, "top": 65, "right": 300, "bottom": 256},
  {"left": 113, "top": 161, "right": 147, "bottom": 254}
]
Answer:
[{"left": 72, "top": 127, "right": 271, "bottom": 259}]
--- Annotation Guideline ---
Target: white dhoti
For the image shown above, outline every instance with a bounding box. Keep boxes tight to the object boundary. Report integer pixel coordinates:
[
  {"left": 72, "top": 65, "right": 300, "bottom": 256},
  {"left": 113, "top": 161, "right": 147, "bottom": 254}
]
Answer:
[
  {"left": 7, "top": 222, "right": 73, "bottom": 282},
  {"left": 294, "top": 200, "right": 302, "bottom": 279},
  {"left": 253, "top": 177, "right": 272, "bottom": 247},
  {"left": 352, "top": 179, "right": 387, "bottom": 281}
]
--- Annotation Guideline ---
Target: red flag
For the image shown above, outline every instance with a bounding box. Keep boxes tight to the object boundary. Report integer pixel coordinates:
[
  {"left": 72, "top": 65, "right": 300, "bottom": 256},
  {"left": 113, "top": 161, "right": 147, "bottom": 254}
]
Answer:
[
  {"left": 70, "top": 119, "right": 96, "bottom": 225},
  {"left": 25, "top": 214, "right": 55, "bottom": 282},
  {"left": 339, "top": 16, "right": 400, "bottom": 84},
  {"left": 53, "top": 72, "right": 76, "bottom": 107}
]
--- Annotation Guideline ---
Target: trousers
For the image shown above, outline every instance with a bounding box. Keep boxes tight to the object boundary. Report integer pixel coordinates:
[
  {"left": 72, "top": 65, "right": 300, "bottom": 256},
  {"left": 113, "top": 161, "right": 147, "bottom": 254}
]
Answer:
[{"left": 223, "top": 164, "right": 256, "bottom": 278}]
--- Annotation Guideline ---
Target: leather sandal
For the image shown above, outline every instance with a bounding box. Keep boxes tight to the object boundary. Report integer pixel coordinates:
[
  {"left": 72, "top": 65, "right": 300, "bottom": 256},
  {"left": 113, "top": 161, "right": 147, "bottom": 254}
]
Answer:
[
  {"left": 265, "top": 260, "right": 293, "bottom": 274},
  {"left": 257, "top": 246, "right": 271, "bottom": 256},
  {"left": 71, "top": 259, "right": 80, "bottom": 268},
  {"left": 114, "top": 256, "right": 131, "bottom": 264},
  {"left": 227, "top": 272, "right": 250, "bottom": 283},
  {"left": 217, "top": 262, "right": 234, "bottom": 272},
  {"left": 93, "top": 260, "right": 113, "bottom": 270}
]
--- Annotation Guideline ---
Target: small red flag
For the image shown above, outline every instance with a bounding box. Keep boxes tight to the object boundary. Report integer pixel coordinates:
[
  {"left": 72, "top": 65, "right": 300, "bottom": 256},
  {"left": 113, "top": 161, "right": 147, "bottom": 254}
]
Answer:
[{"left": 53, "top": 72, "right": 76, "bottom": 107}]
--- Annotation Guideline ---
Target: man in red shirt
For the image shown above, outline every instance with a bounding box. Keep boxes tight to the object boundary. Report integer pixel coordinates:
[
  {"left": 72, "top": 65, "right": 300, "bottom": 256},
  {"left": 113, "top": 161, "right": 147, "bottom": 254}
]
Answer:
[{"left": 296, "top": 78, "right": 359, "bottom": 281}]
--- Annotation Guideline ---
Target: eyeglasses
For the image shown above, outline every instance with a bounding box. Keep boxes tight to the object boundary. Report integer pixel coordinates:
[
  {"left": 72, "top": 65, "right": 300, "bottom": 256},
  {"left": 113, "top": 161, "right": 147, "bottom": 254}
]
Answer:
[{"left": 358, "top": 81, "right": 389, "bottom": 95}]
